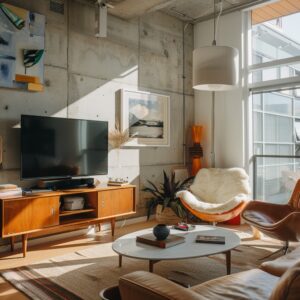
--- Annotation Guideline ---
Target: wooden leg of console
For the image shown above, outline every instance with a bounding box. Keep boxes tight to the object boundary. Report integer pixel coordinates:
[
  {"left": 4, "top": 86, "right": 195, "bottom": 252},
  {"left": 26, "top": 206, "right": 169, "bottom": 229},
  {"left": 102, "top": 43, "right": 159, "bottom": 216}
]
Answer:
[
  {"left": 10, "top": 236, "right": 15, "bottom": 252},
  {"left": 98, "top": 223, "right": 101, "bottom": 232},
  {"left": 22, "top": 234, "right": 28, "bottom": 258},
  {"left": 111, "top": 218, "right": 115, "bottom": 236}
]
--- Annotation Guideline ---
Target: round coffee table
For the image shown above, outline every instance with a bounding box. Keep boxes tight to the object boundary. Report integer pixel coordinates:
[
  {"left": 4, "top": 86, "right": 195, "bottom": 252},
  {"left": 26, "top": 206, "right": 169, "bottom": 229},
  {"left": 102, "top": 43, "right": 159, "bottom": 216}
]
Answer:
[{"left": 112, "top": 225, "right": 240, "bottom": 274}]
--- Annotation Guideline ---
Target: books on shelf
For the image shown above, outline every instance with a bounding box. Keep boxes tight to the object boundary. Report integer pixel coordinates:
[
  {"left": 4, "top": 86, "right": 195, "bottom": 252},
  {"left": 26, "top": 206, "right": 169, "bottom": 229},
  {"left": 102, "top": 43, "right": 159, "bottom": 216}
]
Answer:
[
  {"left": 0, "top": 184, "right": 18, "bottom": 191},
  {"left": 136, "top": 233, "right": 185, "bottom": 249},
  {"left": 107, "top": 177, "right": 129, "bottom": 186},
  {"left": 196, "top": 235, "right": 225, "bottom": 244},
  {"left": 0, "top": 185, "right": 22, "bottom": 197},
  {"left": 107, "top": 181, "right": 129, "bottom": 186}
]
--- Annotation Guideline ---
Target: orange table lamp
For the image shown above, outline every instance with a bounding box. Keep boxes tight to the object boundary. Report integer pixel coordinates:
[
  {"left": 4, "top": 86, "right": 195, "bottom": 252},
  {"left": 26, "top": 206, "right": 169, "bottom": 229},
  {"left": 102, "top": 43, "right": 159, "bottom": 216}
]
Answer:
[{"left": 189, "top": 125, "right": 203, "bottom": 176}]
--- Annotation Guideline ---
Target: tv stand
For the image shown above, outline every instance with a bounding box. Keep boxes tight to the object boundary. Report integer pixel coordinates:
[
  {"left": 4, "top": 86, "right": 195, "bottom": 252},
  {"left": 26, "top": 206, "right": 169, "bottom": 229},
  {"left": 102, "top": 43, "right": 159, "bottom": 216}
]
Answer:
[
  {"left": 37, "top": 177, "right": 95, "bottom": 190},
  {"left": 0, "top": 185, "right": 136, "bottom": 257}
]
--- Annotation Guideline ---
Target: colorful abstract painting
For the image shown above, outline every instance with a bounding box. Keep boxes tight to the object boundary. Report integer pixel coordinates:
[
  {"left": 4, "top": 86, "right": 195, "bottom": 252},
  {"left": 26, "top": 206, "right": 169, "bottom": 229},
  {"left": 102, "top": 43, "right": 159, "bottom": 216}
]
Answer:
[{"left": 0, "top": 3, "right": 45, "bottom": 91}]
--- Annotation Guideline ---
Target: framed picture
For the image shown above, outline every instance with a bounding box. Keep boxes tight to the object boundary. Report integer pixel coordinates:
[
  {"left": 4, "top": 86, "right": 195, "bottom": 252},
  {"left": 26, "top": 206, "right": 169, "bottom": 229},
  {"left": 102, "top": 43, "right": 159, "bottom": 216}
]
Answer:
[{"left": 120, "top": 89, "right": 170, "bottom": 147}]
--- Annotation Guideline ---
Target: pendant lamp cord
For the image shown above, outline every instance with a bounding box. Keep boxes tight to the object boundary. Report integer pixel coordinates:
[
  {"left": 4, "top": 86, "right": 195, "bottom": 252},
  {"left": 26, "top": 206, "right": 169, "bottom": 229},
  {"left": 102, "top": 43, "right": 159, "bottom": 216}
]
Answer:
[
  {"left": 213, "top": 0, "right": 216, "bottom": 45},
  {"left": 212, "top": 0, "right": 223, "bottom": 46},
  {"left": 211, "top": 0, "right": 224, "bottom": 168}
]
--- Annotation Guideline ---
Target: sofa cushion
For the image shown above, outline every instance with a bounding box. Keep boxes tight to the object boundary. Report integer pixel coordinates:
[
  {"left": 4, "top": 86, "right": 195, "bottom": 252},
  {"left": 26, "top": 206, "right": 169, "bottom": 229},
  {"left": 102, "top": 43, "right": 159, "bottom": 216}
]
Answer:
[
  {"left": 191, "top": 269, "right": 279, "bottom": 300},
  {"left": 119, "top": 271, "right": 203, "bottom": 300},
  {"left": 269, "top": 262, "right": 300, "bottom": 300},
  {"left": 260, "top": 246, "right": 300, "bottom": 277},
  {"left": 176, "top": 190, "right": 245, "bottom": 214}
]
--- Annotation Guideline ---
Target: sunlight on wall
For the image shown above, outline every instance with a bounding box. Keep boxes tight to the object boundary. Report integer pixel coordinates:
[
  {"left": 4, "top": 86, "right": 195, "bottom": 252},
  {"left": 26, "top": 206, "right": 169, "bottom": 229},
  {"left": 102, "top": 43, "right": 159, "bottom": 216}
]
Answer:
[{"left": 51, "top": 65, "right": 139, "bottom": 127}]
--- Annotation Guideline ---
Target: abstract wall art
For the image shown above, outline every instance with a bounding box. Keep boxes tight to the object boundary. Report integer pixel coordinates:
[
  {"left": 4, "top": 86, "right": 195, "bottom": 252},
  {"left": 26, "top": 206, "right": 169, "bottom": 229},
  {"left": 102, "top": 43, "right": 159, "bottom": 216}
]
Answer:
[
  {"left": 0, "top": 3, "right": 45, "bottom": 92},
  {"left": 120, "top": 89, "right": 170, "bottom": 147}
]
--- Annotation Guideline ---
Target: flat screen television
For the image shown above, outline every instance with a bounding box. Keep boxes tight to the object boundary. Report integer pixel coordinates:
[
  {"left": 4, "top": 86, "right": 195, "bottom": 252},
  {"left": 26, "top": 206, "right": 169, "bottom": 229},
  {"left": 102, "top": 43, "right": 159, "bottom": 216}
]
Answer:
[{"left": 21, "top": 115, "right": 108, "bottom": 179}]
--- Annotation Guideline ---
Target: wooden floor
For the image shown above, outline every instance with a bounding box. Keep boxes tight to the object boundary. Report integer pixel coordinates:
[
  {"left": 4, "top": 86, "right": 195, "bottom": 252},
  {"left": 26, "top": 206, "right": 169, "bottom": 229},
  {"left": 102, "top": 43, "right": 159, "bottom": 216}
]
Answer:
[{"left": 0, "top": 221, "right": 156, "bottom": 300}]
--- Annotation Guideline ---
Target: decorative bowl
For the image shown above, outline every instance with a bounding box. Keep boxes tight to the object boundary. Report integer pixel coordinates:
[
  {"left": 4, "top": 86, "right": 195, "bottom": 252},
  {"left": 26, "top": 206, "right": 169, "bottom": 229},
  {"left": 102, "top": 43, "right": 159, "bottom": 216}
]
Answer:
[{"left": 153, "top": 224, "right": 170, "bottom": 241}]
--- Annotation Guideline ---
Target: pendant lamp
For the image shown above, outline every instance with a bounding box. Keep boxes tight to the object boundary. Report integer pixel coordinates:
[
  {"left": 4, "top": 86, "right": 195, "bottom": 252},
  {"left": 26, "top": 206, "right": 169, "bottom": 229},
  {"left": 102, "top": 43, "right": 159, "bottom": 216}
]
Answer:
[
  {"left": 193, "top": 0, "right": 239, "bottom": 91},
  {"left": 193, "top": 46, "right": 239, "bottom": 91},
  {"left": 193, "top": 0, "right": 239, "bottom": 167}
]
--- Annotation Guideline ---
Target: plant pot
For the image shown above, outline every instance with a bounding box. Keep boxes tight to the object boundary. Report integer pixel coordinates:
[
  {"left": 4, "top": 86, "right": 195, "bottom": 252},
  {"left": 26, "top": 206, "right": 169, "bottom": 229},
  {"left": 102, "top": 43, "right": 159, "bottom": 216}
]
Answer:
[
  {"left": 155, "top": 204, "right": 181, "bottom": 225},
  {"left": 100, "top": 286, "right": 121, "bottom": 300}
]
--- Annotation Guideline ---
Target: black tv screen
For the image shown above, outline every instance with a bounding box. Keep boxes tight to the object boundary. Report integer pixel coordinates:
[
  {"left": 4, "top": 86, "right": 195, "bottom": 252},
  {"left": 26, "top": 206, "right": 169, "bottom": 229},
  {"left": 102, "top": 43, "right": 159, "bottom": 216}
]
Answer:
[{"left": 21, "top": 115, "right": 108, "bottom": 179}]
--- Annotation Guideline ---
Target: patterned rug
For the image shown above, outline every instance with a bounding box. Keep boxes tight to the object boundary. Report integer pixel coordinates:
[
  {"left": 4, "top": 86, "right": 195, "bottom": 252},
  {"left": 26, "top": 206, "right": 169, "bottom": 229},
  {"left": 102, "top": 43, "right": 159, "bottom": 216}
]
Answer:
[{"left": 1, "top": 229, "right": 283, "bottom": 300}]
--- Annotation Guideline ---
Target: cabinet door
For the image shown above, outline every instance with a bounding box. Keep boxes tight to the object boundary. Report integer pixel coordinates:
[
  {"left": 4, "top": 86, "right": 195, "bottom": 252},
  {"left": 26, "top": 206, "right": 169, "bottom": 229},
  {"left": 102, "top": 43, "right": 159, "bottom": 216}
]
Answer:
[
  {"left": 113, "top": 188, "right": 135, "bottom": 215},
  {"left": 98, "top": 191, "right": 113, "bottom": 218},
  {"left": 3, "top": 196, "right": 59, "bottom": 236},
  {"left": 98, "top": 188, "right": 135, "bottom": 218}
]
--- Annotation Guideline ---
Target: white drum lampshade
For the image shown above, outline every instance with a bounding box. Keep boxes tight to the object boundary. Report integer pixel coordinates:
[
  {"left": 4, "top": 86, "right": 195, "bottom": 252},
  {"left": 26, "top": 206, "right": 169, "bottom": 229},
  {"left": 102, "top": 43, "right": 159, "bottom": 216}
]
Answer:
[{"left": 193, "top": 46, "right": 239, "bottom": 91}]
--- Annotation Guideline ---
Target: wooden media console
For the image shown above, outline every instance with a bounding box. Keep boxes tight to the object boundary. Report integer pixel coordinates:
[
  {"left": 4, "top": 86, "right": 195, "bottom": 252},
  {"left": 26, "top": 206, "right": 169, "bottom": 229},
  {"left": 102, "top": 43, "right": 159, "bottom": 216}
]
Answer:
[{"left": 0, "top": 185, "right": 136, "bottom": 257}]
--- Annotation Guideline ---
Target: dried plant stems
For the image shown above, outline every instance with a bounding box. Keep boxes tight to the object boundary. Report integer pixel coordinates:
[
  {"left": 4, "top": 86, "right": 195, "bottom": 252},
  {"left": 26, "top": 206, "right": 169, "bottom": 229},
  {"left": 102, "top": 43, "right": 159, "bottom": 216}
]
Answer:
[{"left": 109, "top": 122, "right": 130, "bottom": 149}]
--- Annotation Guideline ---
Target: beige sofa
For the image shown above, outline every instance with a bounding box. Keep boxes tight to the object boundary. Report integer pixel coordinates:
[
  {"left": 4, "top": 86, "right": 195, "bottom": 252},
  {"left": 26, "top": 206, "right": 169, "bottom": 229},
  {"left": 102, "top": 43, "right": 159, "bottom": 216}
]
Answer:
[{"left": 117, "top": 246, "right": 300, "bottom": 300}]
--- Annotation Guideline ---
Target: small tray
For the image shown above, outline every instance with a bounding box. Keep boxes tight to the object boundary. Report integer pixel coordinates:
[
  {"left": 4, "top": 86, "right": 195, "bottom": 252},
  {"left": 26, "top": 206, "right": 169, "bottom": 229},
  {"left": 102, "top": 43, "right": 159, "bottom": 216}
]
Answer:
[{"left": 172, "top": 223, "right": 195, "bottom": 231}]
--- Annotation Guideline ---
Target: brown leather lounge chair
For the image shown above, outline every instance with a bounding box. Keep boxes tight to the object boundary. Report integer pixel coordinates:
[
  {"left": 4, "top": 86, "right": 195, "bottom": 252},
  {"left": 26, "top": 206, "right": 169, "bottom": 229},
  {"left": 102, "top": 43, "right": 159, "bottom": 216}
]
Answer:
[{"left": 242, "top": 179, "right": 300, "bottom": 255}]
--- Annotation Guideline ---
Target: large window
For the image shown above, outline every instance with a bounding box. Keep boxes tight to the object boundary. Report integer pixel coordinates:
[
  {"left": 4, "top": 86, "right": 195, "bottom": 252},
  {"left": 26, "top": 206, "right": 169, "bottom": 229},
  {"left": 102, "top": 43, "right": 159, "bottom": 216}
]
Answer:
[{"left": 250, "top": 9, "right": 300, "bottom": 203}]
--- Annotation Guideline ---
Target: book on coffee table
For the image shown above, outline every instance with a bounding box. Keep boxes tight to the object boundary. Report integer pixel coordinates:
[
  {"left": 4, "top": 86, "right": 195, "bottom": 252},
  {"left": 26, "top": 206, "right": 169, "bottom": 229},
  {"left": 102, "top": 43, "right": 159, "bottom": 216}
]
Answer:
[
  {"left": 196, "top": 235, "right": 225, "bottom": 244},
  {"left": 136, "top": 234, "right": 185, "bottom": 248}
]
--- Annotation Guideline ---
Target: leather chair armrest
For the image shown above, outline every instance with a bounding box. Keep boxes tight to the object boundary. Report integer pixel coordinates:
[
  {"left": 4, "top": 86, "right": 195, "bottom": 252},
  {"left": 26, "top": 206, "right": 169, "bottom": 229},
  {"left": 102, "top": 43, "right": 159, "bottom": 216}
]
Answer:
[
  {"left": 263, "top": 211, "right": 300, "bottom": 230},
  {"left": 261, "top": 246, "right": 300, "bottom": 276},
  {"left": 270, "top": 262, "right": 300, "bottom": 300},
  {"left": 119, "top": 271, "right": 204, "bottom": 300},
  {"left": 242, "top": 201, "right": 293, "bottom": 224},
  {"left": 272, "top": 211, "right": 300, "bottom": 231},
  {"left": 243, "top": 200, "right": 287, "bottom": 212}
]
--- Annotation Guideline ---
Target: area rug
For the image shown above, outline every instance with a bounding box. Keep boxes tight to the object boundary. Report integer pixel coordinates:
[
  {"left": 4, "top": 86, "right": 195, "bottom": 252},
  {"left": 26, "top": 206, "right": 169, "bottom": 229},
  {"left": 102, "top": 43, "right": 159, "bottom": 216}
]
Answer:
[{"left": 1, "top": 230, "right": 283, "bottom": 300}]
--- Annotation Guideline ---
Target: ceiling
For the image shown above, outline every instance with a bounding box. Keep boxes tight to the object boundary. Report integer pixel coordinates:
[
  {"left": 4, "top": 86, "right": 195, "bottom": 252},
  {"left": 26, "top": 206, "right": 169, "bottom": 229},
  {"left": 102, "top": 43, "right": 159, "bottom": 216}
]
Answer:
[
  {"left": 252, "top": 0, "right": 300, "bottom": 24},
  {"left": 81, "top": 0, "right": 271, "bottom": 23},
  {"left": 161, "top": 0, "right": 261, "bottom": 22}
]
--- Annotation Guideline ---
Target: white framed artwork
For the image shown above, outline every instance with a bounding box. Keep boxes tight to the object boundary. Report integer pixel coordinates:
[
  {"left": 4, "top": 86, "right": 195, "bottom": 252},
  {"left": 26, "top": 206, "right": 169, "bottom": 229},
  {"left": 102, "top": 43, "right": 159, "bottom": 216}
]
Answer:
[{"left": 120, "top": 89, "right": 170, "bottom": 147}]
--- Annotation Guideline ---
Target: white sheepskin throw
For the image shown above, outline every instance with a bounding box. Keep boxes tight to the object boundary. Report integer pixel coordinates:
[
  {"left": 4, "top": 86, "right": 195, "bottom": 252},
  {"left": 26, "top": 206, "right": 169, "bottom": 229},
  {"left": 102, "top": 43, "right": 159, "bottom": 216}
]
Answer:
[{"left": 176, "top": 168, "right": 251, "bottom": 214}]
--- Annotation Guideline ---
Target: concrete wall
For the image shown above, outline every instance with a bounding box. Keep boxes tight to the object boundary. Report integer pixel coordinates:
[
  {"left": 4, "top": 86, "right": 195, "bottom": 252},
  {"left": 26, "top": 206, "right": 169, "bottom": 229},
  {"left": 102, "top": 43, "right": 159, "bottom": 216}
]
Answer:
[
  {"left": 194, "top": 11, "right": 246, "bottom": 169},
  {"left": 0, "top": 0, "right": 194, "bottom": 221}
]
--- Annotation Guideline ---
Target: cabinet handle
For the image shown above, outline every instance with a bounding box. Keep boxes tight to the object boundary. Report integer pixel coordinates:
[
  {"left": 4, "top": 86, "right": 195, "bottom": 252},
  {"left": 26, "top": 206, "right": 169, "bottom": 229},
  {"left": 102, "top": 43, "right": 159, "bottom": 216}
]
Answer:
[
  {"left": 51, "top": 208, "right": 55, "bottom": 215},
  {"left": 101, "top": 194, "right": 105, "bottom": 207}
]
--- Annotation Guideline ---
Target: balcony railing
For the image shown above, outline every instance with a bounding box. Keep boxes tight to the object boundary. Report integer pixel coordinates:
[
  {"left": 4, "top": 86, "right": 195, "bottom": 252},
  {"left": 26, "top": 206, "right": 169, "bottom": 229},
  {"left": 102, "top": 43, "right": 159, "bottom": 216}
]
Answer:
[{"left": 253, "top": 154, "right": 300, "bottom": 203}]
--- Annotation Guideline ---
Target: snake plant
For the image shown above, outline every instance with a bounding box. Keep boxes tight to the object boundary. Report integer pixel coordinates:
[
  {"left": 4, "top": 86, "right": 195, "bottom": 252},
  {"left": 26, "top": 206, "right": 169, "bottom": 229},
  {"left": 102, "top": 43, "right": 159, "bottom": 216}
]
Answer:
[{"left": 143, "top": 170, "right": 194, "bottom": 220}]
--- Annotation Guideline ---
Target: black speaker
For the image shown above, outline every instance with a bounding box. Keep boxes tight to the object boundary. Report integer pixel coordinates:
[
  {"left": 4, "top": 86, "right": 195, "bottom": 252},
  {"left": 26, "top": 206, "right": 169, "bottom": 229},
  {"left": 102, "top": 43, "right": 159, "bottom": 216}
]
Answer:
[{"left": 37, "top": 178, "right": 95, "bottom": 190}]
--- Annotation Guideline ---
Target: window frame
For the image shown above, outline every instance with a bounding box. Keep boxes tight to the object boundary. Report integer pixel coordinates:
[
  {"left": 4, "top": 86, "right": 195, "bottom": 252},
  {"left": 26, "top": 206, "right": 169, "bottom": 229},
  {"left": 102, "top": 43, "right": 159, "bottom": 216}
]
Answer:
[{"left": 245, "top": 9, "right": 300, "bottom": 201}]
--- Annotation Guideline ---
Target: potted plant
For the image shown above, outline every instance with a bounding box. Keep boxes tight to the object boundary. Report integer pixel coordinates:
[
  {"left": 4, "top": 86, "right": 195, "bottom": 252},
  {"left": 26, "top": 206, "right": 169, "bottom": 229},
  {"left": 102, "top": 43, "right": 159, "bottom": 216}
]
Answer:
[{"left": 143, "top": 171, "right": 194, "bottom": 225}]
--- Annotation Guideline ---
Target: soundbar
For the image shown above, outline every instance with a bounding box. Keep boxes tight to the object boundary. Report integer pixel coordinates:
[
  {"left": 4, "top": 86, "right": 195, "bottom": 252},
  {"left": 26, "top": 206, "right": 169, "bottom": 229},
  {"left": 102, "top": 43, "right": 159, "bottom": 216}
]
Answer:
[{"left": 37, "top": 178, "right": 95, "bottom": 190}]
